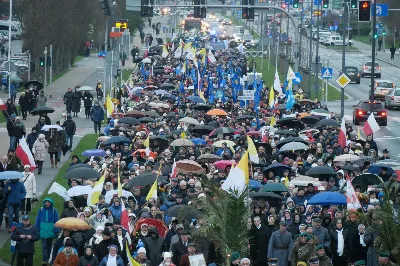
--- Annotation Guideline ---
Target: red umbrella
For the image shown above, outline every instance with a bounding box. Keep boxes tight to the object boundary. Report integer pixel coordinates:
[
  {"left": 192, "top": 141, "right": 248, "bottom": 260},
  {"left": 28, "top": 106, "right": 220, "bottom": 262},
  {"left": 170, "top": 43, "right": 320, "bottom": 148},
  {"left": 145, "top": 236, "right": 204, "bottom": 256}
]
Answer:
[
  {"left": 214, "top": 160, "right": 237, "bottom": 170},
  {"left": 246, "top": 131, "right": 261, "bottom": 137},
  {"left": 135, "top": 218, "right": 168, "bottom": 238}
]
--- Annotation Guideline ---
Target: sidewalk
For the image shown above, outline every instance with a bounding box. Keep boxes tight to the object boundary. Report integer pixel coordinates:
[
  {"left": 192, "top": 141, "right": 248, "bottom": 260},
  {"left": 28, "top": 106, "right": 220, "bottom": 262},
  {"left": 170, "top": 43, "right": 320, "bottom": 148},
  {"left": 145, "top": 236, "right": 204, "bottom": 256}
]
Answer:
[{"left": 352, "top": 40, "right": 400, "bottom": 68}]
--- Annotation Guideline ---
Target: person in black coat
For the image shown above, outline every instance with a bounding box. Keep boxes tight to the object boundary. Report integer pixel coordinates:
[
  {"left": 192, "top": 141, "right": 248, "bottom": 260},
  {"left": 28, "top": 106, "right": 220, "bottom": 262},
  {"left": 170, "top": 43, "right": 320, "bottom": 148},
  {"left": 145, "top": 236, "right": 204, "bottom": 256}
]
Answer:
[
  {"left": 78, "top": 245, "right": 99, "bottom": 266},
  {"left": 171, "top": 230, "right": 190, "bottom": 265},
  {"left": 351, "top": 224, "right": 368, "bottom": 263},
  {"left": 63, "top": 88, "right": 74, "bottom": 115},
  {"left": 72, "top": 87, "right": 81, "bottom": 117},
  {"left": 96, "top": 229, "right": 120, "bottom": 262},
  {"left": 82, "top": 91, "right": 93, "bottom": 119},
  {"left": 19, "top": 92, "right": 30, "bottom": 120},
  {"left": 249, "top": 216, "right": 269, "bottom": 266},
  {"left": 344, "top": 214, "right": 359, "bottom": 263},
  {"left": 3, "top": 98, "right": 18, "bottom": 121},
  {"left": 329, "top": 219, "right": 350, "bottom": 266}
]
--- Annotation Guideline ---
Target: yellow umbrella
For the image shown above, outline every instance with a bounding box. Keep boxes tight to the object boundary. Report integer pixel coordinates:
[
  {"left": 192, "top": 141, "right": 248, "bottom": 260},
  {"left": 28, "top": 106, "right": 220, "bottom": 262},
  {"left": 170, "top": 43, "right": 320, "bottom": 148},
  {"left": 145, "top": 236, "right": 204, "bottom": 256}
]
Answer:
[
  {"left": 212, "top": 140, "right": 236, "bottom": 148},
  {"left": 55, "top": 218, "right": 91, "bottom": 230}
]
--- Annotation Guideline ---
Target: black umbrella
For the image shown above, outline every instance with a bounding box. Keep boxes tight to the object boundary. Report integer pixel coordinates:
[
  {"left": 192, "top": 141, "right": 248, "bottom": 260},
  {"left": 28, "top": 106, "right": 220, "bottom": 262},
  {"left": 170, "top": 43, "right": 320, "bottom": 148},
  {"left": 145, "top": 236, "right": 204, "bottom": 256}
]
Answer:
[
  {"left": 306, "top": 166, "right": 337, "bottom": 179},
  {"left": 25, "top": 80, "right": 43, "bottom": 90},
  {"left": 30, "top": 106, "right": 55, "bottom": 115},
  {"left": 352, "top": 173, "right": 383, "bottom": 192},
  {"left": 275, "top": 130, "right": 298, "bottom": 137},
  {"left": 210, "top": 127, "right": 235, "bottom": 137},
  {"left": 316, "top": 119, "right": 340, "bottom": 127},
  {"left": 301, "top": 115, "right": 323, "bottom": 125},
  {"left": 160, "top": 83, "right": 175, "bottom": 90},
  {"left": 150, "top": 136, "right": 169, "bottom": 149},
  {"left": 102, "top": 136, "right": 131, "bottom": 146},
  {"left": 237, "top": 115, "right": 254, "bottom": 120},
  {"left": 276, "top": 117, "right": 305, "bottom": 130},
  {"left": 65, "top": 167, "right": 100, "bottom": 179},
  {"left": 249, "top": 192, "right": 283, "bottom": 206},
  {"left": 133, "top": 56, "right": 143, "bottom": 63},
  {"left": 127, "top": 173, "right": 158, "bottom": 188},
  {"left": 263, "top": 163, "right": 290, "bottom": 176},
  {"left": 166, "top": 112, "right": 184, "bottom": 118},
  {"left": 139, "top": 117, "right": 155, "bottom": 123},
  {"left": 118, "top": 117, "right": 140, "bottom": 125},
  {"left": 276, "top": 137, "right": 308, "bottom": 149},
  {"left": 67, "top": 164, "right": 93, "bottom": 171},
  {"left": 192, "top": 105, "right": 212, "bottom": 111},
  {"left": 191, "top": 124, "right": 214, "bottom": 135},
  {"left": 165, "top": 205, "right": 201, "bottom": 220},
  {"left": 260, "top": 183, "right": 289, "bottom": 192}
]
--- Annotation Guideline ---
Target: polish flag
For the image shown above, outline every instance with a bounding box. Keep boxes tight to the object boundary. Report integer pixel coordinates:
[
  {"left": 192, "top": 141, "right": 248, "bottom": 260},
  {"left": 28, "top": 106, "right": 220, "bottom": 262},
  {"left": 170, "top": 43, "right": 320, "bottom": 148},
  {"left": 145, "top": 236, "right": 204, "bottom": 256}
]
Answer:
[
  {"left": 171, "top": 159, "right": 177, "bottom": 178},
  {"left": 337, "top": 117, "right": 347, "bottom": 148},
  {"left": 363, "top": 113, "right": 380, "bottom": 136},
  {"left": 0, "top": 99, "right": 6, "bottom": 111},
  {"left": 15, "top": 138, "right": 36, "bottom": 170},
  {"left": 346, "top": 175, "right": 361, "bottom": 210},
  {"left": 120, "top": 200, "right": 130, "bottom": 233}
]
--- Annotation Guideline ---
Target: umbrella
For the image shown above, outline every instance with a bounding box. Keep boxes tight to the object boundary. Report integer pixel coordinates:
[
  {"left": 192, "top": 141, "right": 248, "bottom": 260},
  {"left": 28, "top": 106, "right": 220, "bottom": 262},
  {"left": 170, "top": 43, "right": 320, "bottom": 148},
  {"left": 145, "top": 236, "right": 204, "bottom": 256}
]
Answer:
[
  {"left": 25, "top": 80, "right": 44, "bottom": 90},
  {"left": 150, "top": 136, "right": 169, "bottom": 149},
  {"left": 139, "top": 117, "right": 155, "bottom": 123},
  {"left": 154, "top": 89, "right": 170, "bottom": 95},
  {"left": 301, "top": 115, "right": 323, "bottom": 125},
  {"left": 179, "top": 117, "right": 200, "bottom": 125},
  {"left": 193, "top": 105, "right": 212, "bottom": 111},
  {"left": 105, "top": 190, "right": 134, "bottom": 203},
  {"left": 333, "top": 154, "right": 360, "bottom": 163},
  {"left": 97, "top": 136, "right": 111, "bottom": 142},
  {"left": 188, "top": 96, "right": 206, "bottom": 104},
  {"left": 213, "top": 140, "right": 236, "bottom": 148},
  {"left": 127, "top": 173, "right": 158, "bottom": 188},
  {"left": 55, "top": 218, "right": 91, "bottom": 230},
  {"left": 65, "top": 167, "right": 100, "bottom": 179},
  {"left": 316, "top": 119, "right": 340, "bottom": 127},
  {"left": 276, "top": 137, "right": 308, "bottom": 149},
  {"left": 30, "top": 106, "right": 55, "bottom": 115},
  {"left": 82, "top": 149, "right": 106, "bottom": 157},
  {"left": 307, "top": 192, "right": 347, "bottom": 205},
  {"left": 144, "top": 85, "right": 158, "bottom": 90},
  {"left": 260, "top": 183, "right": 289, "bottom": 192},
  {"left": 102, "top": 136, "right": 131, "bottom": 146},
  {"left": 142, "top": 58, "right": 152, "bottom": 63},
  {"left": 118, "top": 117, "right": 140, "bottom": 125},
  {"left": 263, "top": 163, "right": 291, "bottom": 177},
  {"left": 166, "top": 112, "right": 183, "bottom": 118},
  {"left": 160, "top": 83, "right": 175, "bottom": 90},
  {"left": 170, "top": 139, "right": 195, "bottom": 147},
  {"left": 249, "top": 180, "right": 262, "bottom": 189},
  {"left": 41, "top": 125, "right": 64, "bottom": 131},
  {"left": 125, "top": 110, "right": 145, "bottom": 118},
  {"left": 77, "top": 86, "right": 94, "bottom": 92},
  {"left": 214, "top": 160, "right": 237, "bottom": 170},
  {"left": 249, "top": 191, "right": 283, "bottom": 200},
  {"left": 190, "top": 138, "right": 207, "bottom": 145},
  {"left": 144, "top": 111, "right": 161, "bottom": 118},
  {"left": 175, "top": 160, "right": 204, "bottom": 174},
  {"left": 352, "top": 173, "right": 384, "bottom": 192},
  {"left": 133, "top": 56, "right": 143, "bottom": 63},
  {"left": 237, "top": 115, "right": 254, "bottom": 120},
  {"left": 306, "top": 166, "right": 337, "bottom": 178},
  {"left": 274, "top": 130, "right": 298, "bottom": 137},
  {"left": 191, "top": 124, "right": 214, "bottom": 135},
  {"left": 67, "top": 185, "right": 92, "bottom": 197},
  {"left": 276, "top": 117, "right": 305, "bottom": 130},
  {"left": 280, "top": 142, "right": 309, "bottom": 151},
  {"left": 0, "top": 171, "right": 23, "bottom": 180},
  {"left": 67, "top": 164, "right": 93, "bottom": 171},
  {"left": 206, "top": 109, "right": 228, "bottom": 116},
  {"left": 367, "top": 163, "right": 395, "bottom": 177},
  {"left": 197, "top": 154, "right": 222, "bottom": 163},
  {"left": 135, "top": 218, "right": 169, "bottom": 238},
  {"left": 209, "top": 127, "right": 235, "bottom": 137},
  {"left": 165, "top": 205, "right": 201, "bottom": 220},
  {"left": 289, "top": 175, "right": 321, "bottom": 187}
]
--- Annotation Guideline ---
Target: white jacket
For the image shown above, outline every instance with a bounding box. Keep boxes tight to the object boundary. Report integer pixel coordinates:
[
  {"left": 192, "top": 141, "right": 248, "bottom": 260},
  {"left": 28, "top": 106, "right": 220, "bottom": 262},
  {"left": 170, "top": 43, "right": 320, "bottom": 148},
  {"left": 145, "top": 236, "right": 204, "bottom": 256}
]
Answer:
[{"left": 21, "top": 172, "right": 36, "bottom": 199}]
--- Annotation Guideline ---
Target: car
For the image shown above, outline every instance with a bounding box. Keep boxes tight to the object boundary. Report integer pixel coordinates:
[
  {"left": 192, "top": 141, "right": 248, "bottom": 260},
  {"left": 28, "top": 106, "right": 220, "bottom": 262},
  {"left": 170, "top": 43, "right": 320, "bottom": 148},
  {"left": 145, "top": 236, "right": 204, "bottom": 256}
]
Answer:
[
  {"left": 340, "top": 66, "right": 361, "bottom": 84},
  {"left": 324, "top": 35, "right": 352, "bottom": 46},
  {"left": 385, "top": 88, "right": 400, "bottom": 109},
  {"left": 361, "top": 61, "right": 381, "bottom": 78},
  {"left": 222, "top": 19, "right": 231, "bottom": 25},
  {"left": 372, "top": 80, "right": 396, "bottom": 101},
  {"left": 353, "top": 100, "right": 387, "bottom": 126}
]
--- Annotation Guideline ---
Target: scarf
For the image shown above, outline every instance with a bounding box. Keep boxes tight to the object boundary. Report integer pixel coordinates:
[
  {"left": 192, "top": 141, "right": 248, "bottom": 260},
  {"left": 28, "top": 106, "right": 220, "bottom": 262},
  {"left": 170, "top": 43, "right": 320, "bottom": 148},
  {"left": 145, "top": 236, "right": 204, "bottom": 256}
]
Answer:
[
  {"left": 92, "top": 234, "right": 103, "bottom": 245},
  {"left": 107, "top": 254, "right": 117, "bottom": 266},
  {"left": 359, "top": 233, "right": 366, "bottom": 247},
  {"left": 336, "top": 229, "right": 344, "bottom": 256},
  {"left": 117, "top": 235, "right": 124, "bottom": 251}
]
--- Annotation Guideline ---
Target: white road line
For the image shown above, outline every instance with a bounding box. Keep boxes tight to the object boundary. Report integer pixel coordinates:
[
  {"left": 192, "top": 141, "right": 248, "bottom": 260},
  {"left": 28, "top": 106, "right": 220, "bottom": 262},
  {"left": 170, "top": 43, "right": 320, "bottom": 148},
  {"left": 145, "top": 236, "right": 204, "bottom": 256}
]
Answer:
[{"left": 386, "top": 127, "right": 392, "bottom": 131}]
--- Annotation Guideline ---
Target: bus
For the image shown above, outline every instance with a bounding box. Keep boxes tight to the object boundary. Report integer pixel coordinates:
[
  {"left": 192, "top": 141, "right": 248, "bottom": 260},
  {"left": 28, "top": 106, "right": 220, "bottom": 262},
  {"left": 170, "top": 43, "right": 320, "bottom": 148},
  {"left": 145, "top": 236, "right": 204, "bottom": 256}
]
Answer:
[{"left": 182, "top": 18, "right": 202, "bottom": 31}]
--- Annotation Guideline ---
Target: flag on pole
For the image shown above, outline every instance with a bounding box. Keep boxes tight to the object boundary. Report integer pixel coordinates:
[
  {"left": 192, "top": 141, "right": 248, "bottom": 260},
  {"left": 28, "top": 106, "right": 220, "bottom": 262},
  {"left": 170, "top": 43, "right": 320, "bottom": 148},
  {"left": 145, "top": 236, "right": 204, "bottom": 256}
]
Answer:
[
  {"left": 49, "top": 182, "right": 70, "bottom": 201},
  {"left": 221, "top": 151, "right": 249, "bottom": 193},
  {"left": 126, "top": 242, "right": 141, "bottom": 266},
  {"left": 106, "top": 96, "right": 114, "bottom": 117},
  {"left": 286, "top": 65, "right": 296, "bottom": 80},
  {"left": 0, "top": 99, "right": 6, "bottom": 110},
  {"left": 346, "top": 176, "right": 362, "bottom": 210},
  {"left": 363, "top": 113, "right": 380, "bottom": 136},
  {"left": 268, "top": 87, "right": 275, "bottom": 109},
  {"left": 208, "top": 51, "right": 216, "bottom": 63},
  {"left": 338, "top": 117, "right": 347, "bottom": 148},
  {"left": 16, "top": 138, "right": 36, "bottom": 170},
  {"left": 146, "top": 180, "right": 158, "bottom": 201},
  {"left": 270, "top": 116, "right": 276, "bottom": 127},
  {"left": 162, "top": 45, "right": 169, "bottom": 58},
  {"left": 174, "top": 42, "right": 183, "bottom": 58},
  {"left": 171, "top": 159, "right": 177, "bottom": 178},
  {"left": 247, "top": 136, "right": 259, "bottom": 164},
  {"left": 273, "top": 70, "right": 283, "bottom": 95},
  {"left": 87, "top": 173, "right": 106, "bottom": 205},
  {"left": 143, "top": 136, "right": 150, "bottom": 156},
  {"left": 120, "top": 200, "right": 130, "bottom": 232}
]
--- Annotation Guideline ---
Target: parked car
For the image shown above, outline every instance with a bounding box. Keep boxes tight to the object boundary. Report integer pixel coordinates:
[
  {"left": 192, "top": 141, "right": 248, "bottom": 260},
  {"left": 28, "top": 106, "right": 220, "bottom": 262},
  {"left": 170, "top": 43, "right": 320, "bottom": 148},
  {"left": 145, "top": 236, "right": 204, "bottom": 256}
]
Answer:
[
  {"left": 361, "top": 61, "right": 381, "bottom": 78},
  {"left": 353, "top": 100, "right": 387, "bottom": 126}
]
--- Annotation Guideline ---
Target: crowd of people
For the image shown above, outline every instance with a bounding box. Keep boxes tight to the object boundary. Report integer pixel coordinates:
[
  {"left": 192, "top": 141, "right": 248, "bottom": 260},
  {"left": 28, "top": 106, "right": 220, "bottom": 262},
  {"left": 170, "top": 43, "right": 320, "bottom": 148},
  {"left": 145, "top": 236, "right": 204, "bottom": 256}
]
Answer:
[{"left": 0, "top": 34, "right": 398, "bottom": 266}]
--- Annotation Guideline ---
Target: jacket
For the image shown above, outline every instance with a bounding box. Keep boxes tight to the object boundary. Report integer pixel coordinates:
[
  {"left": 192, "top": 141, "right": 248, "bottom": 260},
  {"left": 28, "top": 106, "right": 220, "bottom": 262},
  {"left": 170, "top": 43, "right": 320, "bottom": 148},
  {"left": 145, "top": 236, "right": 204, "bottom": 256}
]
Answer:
[
  {"left": 64, "top": 91, "right": 74, "bottom": 106},
  {"left": 19, "top": 95, "right": 30, "bottom": 111},
  {"left": 7, "top": 120, "right": 23, "bottom": 137},
  {"left": 99, "top": 255, "right": 124, "bottom": 266},
  {"left": 329, "top": 228, "right": 349, "bottom": 257},
  {"left": 54, "top": 249, "right": 79, "bottom": 266},
  {"left": 21, "top": 172, "right": 36, "bottom": 198},
  {"left": 32, "top": 138, "right": 49, "bottom": 161},
  {"left": 109, "top": 203, "right": 122, "bottom": 223},
  {"left": 97, "top": 238, "right": 120, "bottom": 262},
  {"left": 4, "top": 180, "right": 26, "bottom": 204},
  {"left": 145, "top": 227, "right": 166, "bottom": 266},
  {"left": 78, "top": 254, "right": 99, "bottom": 266},
  {"left": 171, "top": 239, "right": 188, "bottom": 265},
  {"left": 36, "top": 94, "right": 47, "bottom": 108},
  {"left": 46, "top": 130, "right": 64, "bottom": 153},
  {"left": 63, "top": 119, "right": 76, "bottom": 135},
  {"left": 72, "top": 91, "right": 81, "bottom": 112},
  {"left": 83, "top": 93, "right": 94, "bottom": 107},
  {"left": 26, "top": 132, "right": 38, "bottom": 150},
  {"left": 90, "top": 105, "right": 105, "bottom": 122},
  {"left": 0, "top": 187, "right": 6, "bottom": 211},
  {"left": 35, "top": 197, "right": 60, "bottom": 239},
  {"left": 11, "top": 223, "right": 40, "bottom": 253},
  {"left": 51, "top": 236, "right": 79, "bottom": 265},
  {"left": 61, "top": 206, "right": 79, "bottom": 218}
]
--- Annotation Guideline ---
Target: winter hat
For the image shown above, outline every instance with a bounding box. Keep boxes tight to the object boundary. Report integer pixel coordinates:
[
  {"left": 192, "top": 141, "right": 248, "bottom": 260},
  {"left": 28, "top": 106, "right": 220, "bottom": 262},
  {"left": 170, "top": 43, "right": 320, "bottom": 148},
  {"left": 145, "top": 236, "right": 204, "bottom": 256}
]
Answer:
[
  {"left": 230, "top": 252, "right": 240, "bottom": 262},
  {"left": 38, "top": 134, "right": 45, "bottom": 139},
  {"left": 10, "top": 114, "right": 16, "bottom": 119},
  {"left": 64, "top": 239, "right": 73, "bottom": 248},
  {"left": 137, "top": 247, "right": 146, "bottom": 254},
  {"left": 96, "top": 226, "right": 104, "bottom": 232},
  {"left": 163, "top": 252, "right": 172, "bottom": 260}
]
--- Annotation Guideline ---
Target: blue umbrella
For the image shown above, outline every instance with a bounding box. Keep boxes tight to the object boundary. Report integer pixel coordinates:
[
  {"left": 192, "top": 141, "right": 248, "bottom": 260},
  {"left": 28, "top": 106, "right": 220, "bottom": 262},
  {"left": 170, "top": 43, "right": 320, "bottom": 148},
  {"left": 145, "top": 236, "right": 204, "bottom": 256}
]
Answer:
[
  {"left": 307, "top": 192, "right": 347, "bottom": 206},
  {"left": 154, "top": 89, "right": 170, "bottom": 95},
  {"left": 0, "top": 171, "right": 23, "bottom": 180},
  {"left": 82, "top": 149, "right": 106, "bottom": 157},
  {"left": 249, "top": 179, "right": 262, "bottom": 189},
  {"left": 190, "top": 138, "right": 206, "bottom": 145},
  {"left": 367, "top": 163, "right": 395, "bottom": 176},
  {"left": 188, "top": 96, "right": 206, "bottom": 104}
]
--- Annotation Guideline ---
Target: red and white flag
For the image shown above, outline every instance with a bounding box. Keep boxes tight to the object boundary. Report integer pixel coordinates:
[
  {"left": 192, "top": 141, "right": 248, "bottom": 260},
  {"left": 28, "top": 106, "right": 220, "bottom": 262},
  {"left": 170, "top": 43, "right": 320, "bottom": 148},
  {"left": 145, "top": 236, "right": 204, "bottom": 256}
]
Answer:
[
  {"left": 171, "top": 159, "right": 177, "bottom": 178},
  {"left": 208, "top": 51, "right": 216, "bottom": 63},
  {"left": 0, "top": 99, "right": 6, "bottom": 111},
  {"left": 120, "top": 200, "right": 130, "bottom": 233},
  {"left": 15, "top": 138, "right": 36, "bottom": 170},
  {"left": 338, "top": 117, "right": 347, "bottom": 148},
  {"left": 363, "top": 113, "right": 380, "bottom": 136},
  {"left": 346, "top": 176, "right": 361, "bottom": 210}
]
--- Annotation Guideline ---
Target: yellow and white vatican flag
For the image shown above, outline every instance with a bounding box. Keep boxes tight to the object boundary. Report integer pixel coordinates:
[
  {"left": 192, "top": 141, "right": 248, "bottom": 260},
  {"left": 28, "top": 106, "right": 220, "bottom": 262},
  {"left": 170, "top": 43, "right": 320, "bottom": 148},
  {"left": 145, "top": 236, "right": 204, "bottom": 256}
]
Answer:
[
  {"left": 221, "top": 151, "right": 249, "bottom": 193},
  {"left": 247, "top": 136, "right": 259, "bottom": 164}
]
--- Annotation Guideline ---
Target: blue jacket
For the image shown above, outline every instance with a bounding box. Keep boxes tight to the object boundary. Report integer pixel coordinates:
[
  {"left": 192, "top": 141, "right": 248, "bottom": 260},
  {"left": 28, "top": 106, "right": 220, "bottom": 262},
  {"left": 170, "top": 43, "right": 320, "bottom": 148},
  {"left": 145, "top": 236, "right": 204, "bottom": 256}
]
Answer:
[
  {"left": 5, "top": 181, "right": 26, "bottom": 205},
  {"left": 26, "top": 132, "right": 38, "bottom": 150},
  {"left": 109, "top": 203, "right": 122, "bottom": 223},
  {"left": 90, "top": 105, "right": 105, "bottom": 123},
  {"left": 35, "top": 197, "right": 60, "bottom": 239},
  {"left": 99, "top": 255, "right": 124, "bottom": 266}
]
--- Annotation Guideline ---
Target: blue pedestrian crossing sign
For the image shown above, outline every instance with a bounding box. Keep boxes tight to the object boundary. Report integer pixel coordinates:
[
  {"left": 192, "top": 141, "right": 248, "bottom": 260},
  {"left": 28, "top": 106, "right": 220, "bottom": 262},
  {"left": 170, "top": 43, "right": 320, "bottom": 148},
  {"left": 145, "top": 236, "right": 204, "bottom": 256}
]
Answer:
[
  {"left": 293, "top": 72, "right": 302, "bottom": 85},
  {"left": 321, "top": 67, "right": 333, "bottom": 79}
]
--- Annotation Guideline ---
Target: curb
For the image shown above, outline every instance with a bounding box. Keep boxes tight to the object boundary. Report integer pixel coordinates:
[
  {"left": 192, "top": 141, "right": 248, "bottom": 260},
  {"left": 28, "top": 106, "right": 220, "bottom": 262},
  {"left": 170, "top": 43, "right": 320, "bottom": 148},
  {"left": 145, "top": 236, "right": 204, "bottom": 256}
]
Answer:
[{"left": 375, "top": 56, "right": 400, "bottom": 69}]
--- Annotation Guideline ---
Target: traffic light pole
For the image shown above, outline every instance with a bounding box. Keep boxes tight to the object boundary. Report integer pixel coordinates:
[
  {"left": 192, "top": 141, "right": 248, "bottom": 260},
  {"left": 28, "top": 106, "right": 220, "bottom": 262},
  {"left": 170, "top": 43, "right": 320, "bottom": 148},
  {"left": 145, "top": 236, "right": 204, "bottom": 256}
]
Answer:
[
  {"left": 49, "top": 44, "right": 53, "bottom": 98},
  {"left": 28, "top": 53, "right": 31, "bottom": 81},
  {"left": 370, "top": 1, "right": 377, "bottom": 106},
  {"left": 341, "top": 2, "right": 348, "bottom": 118},
  {"left": 7, "top": 0, "right": 12, "bottom": 98},
  {"left": 315, "top": 3, "right": 321, "bottom": 101},
  {"left": 44, "top": 47, "right": 47, "bottom": 97}
]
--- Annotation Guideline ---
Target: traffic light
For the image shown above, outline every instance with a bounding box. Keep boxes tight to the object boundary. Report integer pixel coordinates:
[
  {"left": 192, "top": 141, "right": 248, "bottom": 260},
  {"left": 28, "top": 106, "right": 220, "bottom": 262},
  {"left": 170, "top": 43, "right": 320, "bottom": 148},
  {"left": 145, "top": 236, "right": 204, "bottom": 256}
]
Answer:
[
  {"left": 141, "top": 0, "right": 154, "bottom": 17},
  {"left": 322, "top": 0, "right": 329, "bottom": 8},
  {"left": 194, "top": 0, "right": 206, "bottom": 18},
  {"left": 350, "top": 0, "right": 357, "bottom": 9},
  {"left": 242, "top": 0, "right": 254, "bottom": 20},
  {"left": 358, "top": 0, "right": 371, "bottom": 22},
  {"left": 383, "top": 30, "right": 386, "bottom": 36},
  {"left": 292, "top": 0, "right": 299, "bottom": 8},
  {"left": 374, "top": 33, "right": 379, "bottom": 39},
  {"left": 39, "top": 57, "right": 45, "bottom": 66},
  {"left": 47, "top": 56, "right": 51, "bottom": 67},
  {"left": 99, "top": 0, "right": 111, "bottom": 16}
]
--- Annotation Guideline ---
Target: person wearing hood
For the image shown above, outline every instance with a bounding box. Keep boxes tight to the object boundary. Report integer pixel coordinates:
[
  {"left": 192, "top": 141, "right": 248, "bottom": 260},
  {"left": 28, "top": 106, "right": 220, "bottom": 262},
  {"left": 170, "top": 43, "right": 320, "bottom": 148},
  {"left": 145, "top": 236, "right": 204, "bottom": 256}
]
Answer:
[
  {"left": 26, "top": 127, "right": 39, "bottom": 152},
  {"left": 61, "top": 200, "right": 79, "bottom": 218},
  {"left": 5, "top": 178, "right": 26, "bottom": 227},
  {"left": 11, "top": 215, "right": 40, "bottom": 266},
  {"left": 32, "top": 133, "right": 49, "bottom": 175},
  {"left": 159, "top": 252, "right": 176, "bottom": 266},
  {"left": 21, "top": 165, "right": 36, "bottom": 214},
  {"left": 109, "top": 197, "right": 123, "bottom": 224},
  {"left": 19, "top": 92, "right": 30, "bottom": 120},
  {"left": 3, "top": 98, "right": 18, "bottom": 121},
  {"left": 63, "top": 87, "right": 74, "bottom": 115},
  {"left": 78, "top": 245, "right": 99, "bottom": 266},
  {"left": 96, "top": 229, "right": 120, "bottom": 262},
  {"left": 54, "top": 238, "right": 79, "bottom": 266},
  {"left": 89, "top": 208, "right": 114, "bottom": 229},
  {"left": 145, "top": 226, "right": 167, "bottom": 266},
  {"left": 90, "top": 99, "right": 104, "bottom": 134},
  {"left": 89, "top": 226, "right": 105, "bottom": 258},
  {"left": 35, "top": 197, "right": 59, "bottom": 265},
  {"left": 46, "top": 128, "right": 64, "bottom": 168}
]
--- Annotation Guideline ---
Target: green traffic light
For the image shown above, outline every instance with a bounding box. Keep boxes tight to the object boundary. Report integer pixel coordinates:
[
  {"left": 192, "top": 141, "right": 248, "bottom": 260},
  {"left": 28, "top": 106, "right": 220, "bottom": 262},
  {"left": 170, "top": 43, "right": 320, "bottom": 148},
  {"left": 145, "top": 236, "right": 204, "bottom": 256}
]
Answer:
[
  {"left": 294, "top": 4, "right": 298, "bottom": 7},
  {"left": 374, "top": 34, "right": 378, "bottom": 39},
  {"left": 323, "top": 4, "right": 328, "bottom": 8},
  {"left": 351, "top": 4, "right": 356, "bottom": 8}
]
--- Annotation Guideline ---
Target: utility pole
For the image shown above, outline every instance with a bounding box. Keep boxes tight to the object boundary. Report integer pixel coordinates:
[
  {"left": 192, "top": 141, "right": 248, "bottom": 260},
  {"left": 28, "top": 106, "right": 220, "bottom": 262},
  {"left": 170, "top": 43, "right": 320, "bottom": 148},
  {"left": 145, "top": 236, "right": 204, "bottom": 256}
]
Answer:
[
  {"left": 308, "top": 2, "right": 314, "bottom": 97},
  {"left": 44, "top": 47, "right": 48, "bottom": 96},
  {"left": 341, "top": 2, "right": 348, "bottom": 118},
  {"left": 314, "top": 3, "right": 321, "bottom": 100},
  {"left": 370, "top": 1, "right": 377, "bottom": 107},
  {"left": 103, "top": 17, "right": 108, "bottom": 101},
  {"left": 28, "top": 53, "right": 31, "bottom": 81},
  {"left": 286, "top": 3, "right": 290, "bottom": 72},
  {"left": 298, "top": 0, "right": 305, "bottom": 69},
  {"left": 7, "top": 0, "right": 12, "bottom": 98},
  {"left": 49, "top": 44, "right": 53, "bottom": 98}
]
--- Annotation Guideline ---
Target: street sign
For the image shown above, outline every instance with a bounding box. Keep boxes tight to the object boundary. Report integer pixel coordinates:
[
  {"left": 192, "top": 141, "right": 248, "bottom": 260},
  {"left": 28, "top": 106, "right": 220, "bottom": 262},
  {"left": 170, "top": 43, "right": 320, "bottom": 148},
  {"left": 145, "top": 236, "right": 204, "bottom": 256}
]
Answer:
[
  {"left": 293, "top": 72, "right": 302, "bottom": 85},
  {"left": 238, "top": 95, "right": 254, "bottom": 101},
  {"left": 313, "top": 0, "right": 322, "bottom": 6},
  {"left": 336, "top": 73, "right": 351, "bottom": 88},
  {"left": 321, "top": 67, "right": 333, "bottom": 79},
  {"left": 329, "top": 26, "right": 338, "bottom": 31},
  {"left": 243, "top": 90, "right": 255, "bottom": 96},
  {"left": 334, "top": 19, "right": 339, "bottom": 26},
  {"left": 373, "top": 4, "right": 389, "bottom": 17}
]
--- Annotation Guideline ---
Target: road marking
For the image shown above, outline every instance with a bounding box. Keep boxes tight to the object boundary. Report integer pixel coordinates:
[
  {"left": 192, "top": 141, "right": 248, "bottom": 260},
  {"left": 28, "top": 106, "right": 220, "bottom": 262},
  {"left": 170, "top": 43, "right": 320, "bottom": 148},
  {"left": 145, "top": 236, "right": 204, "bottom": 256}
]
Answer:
[{"left": 386, "top": 127, "right": 392, "bottom": 131}]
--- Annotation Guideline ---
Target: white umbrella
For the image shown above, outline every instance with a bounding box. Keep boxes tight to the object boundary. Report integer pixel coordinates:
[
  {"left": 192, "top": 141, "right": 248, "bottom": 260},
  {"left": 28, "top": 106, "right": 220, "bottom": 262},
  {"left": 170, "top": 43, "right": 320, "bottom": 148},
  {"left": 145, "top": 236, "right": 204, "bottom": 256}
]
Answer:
[
  {"left": 77, "top": 86, "right": 94, "bottom": 92},
  {"left": 105, "top": 190, "right": 133, "bottom": 203},
  {"left": 333, "top": 154, "right": 360, "bottom": 163},
  {"left": 290, "top": 175, "right": 321, "bottom": 187},
  {"left": 67, "top": 185, "right": 93, "bottom": 197},
  {"left": 280, "top": 142, "right": 309, "bottom": 151},
  {"left": 142, "top": 58, "right": 151, "bottom": 63},
  {"left": 179, "top": 117, "right": 199, "bottom": 125},
  {"left": 41, "top": 125, "right": 64, "bottom": 131}
]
